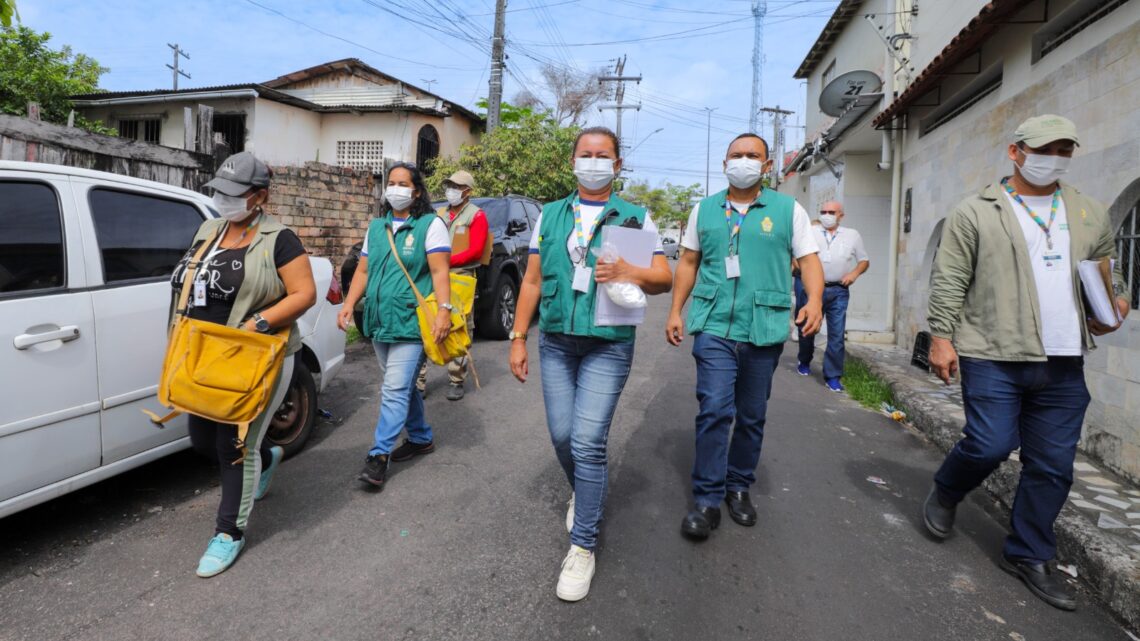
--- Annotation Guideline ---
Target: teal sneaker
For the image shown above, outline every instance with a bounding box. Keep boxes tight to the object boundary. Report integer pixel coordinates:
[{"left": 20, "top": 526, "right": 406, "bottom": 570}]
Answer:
[
  {"left": 255, "top": 446, "right": 284, "bottom": 500},
  {"left": 196, "top": 533, "right": 245, "bottom": 578}
]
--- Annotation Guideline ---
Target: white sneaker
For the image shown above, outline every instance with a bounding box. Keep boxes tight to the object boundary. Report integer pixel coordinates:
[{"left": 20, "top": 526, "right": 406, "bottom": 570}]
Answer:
[
  {"left": 556, "top": 545, "right": 595, "bottom": 602},
  {"left": 565, "top": 492, "right": 575, "bottom": 533}
]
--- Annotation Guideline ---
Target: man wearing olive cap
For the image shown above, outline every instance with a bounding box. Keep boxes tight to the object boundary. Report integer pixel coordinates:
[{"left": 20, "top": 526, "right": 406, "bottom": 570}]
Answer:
[{"left": 922, "top": 115, "right": 1130, "bottom": 611}]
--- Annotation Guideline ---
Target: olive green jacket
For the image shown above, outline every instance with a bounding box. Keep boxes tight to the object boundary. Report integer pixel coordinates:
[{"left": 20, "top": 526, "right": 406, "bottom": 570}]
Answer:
[{"left": 927, "top": 180, "right": 1129, "bottom": 361}]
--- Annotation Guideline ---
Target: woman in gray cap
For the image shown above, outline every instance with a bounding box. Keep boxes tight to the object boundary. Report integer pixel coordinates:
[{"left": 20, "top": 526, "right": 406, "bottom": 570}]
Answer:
[{"left": 169, "top": 151, "right": 316, "bottom": 577}]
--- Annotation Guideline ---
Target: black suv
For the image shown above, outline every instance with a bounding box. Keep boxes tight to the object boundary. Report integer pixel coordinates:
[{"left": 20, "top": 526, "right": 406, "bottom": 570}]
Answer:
[{"left": 340, "top": 195, "right": 540, "bottom": 339}]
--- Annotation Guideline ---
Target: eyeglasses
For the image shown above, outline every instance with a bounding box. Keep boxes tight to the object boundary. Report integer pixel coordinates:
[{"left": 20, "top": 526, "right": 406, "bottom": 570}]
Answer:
[{"left": 819, "top": 210, "right": 838, "bottom": 214}]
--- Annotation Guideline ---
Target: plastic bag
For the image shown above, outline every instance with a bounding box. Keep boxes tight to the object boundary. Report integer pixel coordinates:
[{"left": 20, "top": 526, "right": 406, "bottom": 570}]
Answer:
[{"left": 591, "top": 242, "right": 647, "bottom": 309}]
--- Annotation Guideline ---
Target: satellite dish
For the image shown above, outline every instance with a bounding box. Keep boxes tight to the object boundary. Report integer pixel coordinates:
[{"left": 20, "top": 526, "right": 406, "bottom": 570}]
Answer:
[{"left": 819, "top": 70, "right": 882, "bottom": 117}]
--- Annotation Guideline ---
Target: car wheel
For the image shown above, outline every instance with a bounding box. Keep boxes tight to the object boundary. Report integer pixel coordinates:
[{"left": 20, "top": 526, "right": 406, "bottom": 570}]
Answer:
[
  {"left": 479, "top": 275, "right": 517, "bottom": 340},
  {"left": 267, "top": 361, "right": 318, "bottom": 458}
]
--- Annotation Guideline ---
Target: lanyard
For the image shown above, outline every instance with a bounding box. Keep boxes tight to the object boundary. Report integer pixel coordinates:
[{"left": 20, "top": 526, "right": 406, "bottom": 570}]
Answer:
[
  {"left": 1002, "top": 178, "right": 1061, "bottom": 250},
  {"left": 725, "top": 202, "right": 747, "bottom": 255},
  {"left": 823, "top": 229, "right": 839, "bottom": 249},
  {"left": 572, "top": 198, "right": 605, "bottom": 264}
]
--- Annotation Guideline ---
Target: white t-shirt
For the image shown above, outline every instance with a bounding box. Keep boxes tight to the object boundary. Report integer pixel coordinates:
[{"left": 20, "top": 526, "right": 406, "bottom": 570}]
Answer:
[
  {"left": 1003, "top": 191, "right": 1081, "bottom": 356},
  {"left": 814, "top": 226, "right": 869, "bottom": 283},
  {"left": 361, "top": 216, "right": 451, "bottom": 257},
  {"left": 680, "top": 198, "right": 819, "bottom": 259},
  {"left": 528, "top": 200, "right": 666, "bottom": 255}
]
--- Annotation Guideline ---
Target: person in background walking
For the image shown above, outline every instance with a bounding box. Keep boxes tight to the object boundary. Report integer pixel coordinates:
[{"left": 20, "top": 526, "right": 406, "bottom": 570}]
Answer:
[
  {"left": 923, "top": 115, "right": 1130, "bottom": 611},
  {"left": 173, "top": 152, "right": 316, "bottom": 577},
  {"left": 509, "top": 126, "right": 673, "bottom": 602},
  {"left": 339, "top": 162, "right": 453, "bottom": 489},
  {"left": 794, "top": 200, "right": 869, "bottom": 392},
  {"left": 416, "top": 170, "right": 489, "bottom": 401},
  {"left": 666, "top": 133, "right": 824, "bottom": 541}
]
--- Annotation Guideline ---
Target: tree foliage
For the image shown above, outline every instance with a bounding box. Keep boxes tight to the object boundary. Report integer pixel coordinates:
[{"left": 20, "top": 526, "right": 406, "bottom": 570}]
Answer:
[
  {"left": 0, "top": 0, "right": 17, "bottom": 28},
  {"left": 475, "top": 97, "right": 541, "bottom": 126},
  {"left": 622, "top": 181, "right": 704, "bottom": 228},
  {"left": 0, "top": 26, "right": 112, "bottom": 133},
  {"left": 513, "top": 64, "right": 608, "bottom": 126},
  {"left": 427, "top": 109, "right": 579, "bottom": 203}
]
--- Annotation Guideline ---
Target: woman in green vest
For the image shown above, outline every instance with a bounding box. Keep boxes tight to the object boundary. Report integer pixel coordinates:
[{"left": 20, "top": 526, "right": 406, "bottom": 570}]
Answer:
[
  {"left": 171, "top": 151, "right": 317, "bottom": 578},
  {"left": 339, "top": 162, "right": 453, "bottom": 489},
  {"left": 508, "top": 127, "right": 674, "bottom": 602}
]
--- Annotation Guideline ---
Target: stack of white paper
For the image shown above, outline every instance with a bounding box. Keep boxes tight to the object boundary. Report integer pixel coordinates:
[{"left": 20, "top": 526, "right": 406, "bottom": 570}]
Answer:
[
  {"left": 594, "top": 225, "right": 657, "bottom": 327},
  {"left": 1078, "top": 259, "right": 1121, "bottom": 326}
]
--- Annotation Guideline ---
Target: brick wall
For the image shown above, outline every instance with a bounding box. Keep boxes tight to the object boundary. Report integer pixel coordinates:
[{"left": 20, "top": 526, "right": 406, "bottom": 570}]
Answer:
[{"left": 267, "top": 161, "right": 376, "bottom": 262}]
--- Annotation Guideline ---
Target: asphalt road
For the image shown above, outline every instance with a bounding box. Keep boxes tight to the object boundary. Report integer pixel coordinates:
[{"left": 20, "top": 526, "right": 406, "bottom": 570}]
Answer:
[{"left": 1, "top": 294, "right": 1133, "bottom": 641}]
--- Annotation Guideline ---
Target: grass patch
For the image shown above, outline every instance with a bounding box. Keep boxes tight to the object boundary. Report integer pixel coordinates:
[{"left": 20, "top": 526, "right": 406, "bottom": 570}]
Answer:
[
  {"left": 842, "top": 357, "right": 901, "bottom": 411},
  {"left": 345, "top": 325, "right": 362, "bottom": 345}
]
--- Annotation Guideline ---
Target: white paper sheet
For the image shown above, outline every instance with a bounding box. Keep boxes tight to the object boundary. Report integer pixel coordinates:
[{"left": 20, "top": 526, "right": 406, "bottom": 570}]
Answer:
[
  {"left": 594, "top": 225, "right": 657, "bottom": 327},
  {"left": 1078, "top": 259, "right": 1121, "bottom": 326}
]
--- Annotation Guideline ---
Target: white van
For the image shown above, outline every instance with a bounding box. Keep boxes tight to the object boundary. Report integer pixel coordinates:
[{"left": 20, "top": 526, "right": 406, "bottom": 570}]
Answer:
[{"left": 0, "top": 161, "right": 345, "bottom": 519}]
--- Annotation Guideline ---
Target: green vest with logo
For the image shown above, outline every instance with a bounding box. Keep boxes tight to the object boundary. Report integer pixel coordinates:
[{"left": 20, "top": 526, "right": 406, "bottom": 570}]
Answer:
[
  {"left": 537, "top": 192, "right": 647, "bottom": 342},
  {"left": 686, "top": 188, "right": 795, "bottom": 346},
  {"left": 363, "top": 212, "right": 435, "bottom": 343}
]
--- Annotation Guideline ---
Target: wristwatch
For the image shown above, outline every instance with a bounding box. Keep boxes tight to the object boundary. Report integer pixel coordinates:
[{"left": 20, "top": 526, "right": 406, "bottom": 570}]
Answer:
[
  {"left": 252, "top": 313, "right": 271, "bottom": 334},
  {"left": 439, "top": 302, "right": 455, "bottom": 312},
  {"left": 509, "top": 330, "right": 527, "bottom": 341}
]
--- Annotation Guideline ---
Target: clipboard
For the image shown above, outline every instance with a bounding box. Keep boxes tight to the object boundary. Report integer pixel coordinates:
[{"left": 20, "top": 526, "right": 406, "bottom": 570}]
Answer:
[
  {"left": 1078, "top": 258, "right": 1122, "bottom": 326},
  {"left": 594, "top": 225, "right": 657, "bottom": 327}
]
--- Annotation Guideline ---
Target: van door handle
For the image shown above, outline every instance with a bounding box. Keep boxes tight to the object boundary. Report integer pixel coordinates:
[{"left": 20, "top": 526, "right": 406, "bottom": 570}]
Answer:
[{"left": 14, "top": 326, "right": 81, "bottom": 350}]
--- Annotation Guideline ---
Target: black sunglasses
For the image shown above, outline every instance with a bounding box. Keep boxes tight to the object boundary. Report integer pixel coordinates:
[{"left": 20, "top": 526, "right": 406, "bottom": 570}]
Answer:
[{"left": 819, "top": 210, "right": 838, "bottom": 214}]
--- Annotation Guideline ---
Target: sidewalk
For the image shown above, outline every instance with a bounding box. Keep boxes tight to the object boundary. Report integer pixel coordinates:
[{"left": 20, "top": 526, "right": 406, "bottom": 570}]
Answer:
[{"left": 848, "top": 342, "right": 1140, "bottom": 631}]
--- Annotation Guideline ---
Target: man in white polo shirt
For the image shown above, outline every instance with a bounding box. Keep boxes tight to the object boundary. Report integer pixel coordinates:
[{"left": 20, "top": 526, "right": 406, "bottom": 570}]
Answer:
[{"left": 794, "top": 201, "right": 869, "bottom": 392}]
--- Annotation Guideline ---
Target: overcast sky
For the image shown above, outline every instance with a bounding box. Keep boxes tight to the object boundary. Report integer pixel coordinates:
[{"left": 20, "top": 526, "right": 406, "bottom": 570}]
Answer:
[{"left": 21, "top": 0, "right": 838, "bottom": 193}]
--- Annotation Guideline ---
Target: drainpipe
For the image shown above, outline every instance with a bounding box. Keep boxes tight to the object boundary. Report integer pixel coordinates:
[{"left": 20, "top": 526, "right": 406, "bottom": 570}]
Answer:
[{"left": 880, "top": 0, "right": 901, "bottom": 335}]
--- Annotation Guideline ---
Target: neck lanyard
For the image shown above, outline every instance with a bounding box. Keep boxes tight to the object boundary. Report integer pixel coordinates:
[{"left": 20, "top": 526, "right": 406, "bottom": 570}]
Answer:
[
  {"left": 725, "top": 202, "right": 748, "bottom": 255},
  {"left": 823, "top": 228, "right": 839, "bottom": 248},
  {"left": 1002, "top": 178, "right": 1061, "bottom": 250},
  {"left": 572, "top": 198, "right": 604, "bottom": 263}
]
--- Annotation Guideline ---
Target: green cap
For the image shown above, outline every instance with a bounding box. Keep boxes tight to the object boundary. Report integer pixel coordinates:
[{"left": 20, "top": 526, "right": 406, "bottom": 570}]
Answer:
[{"left": 1013, "top": 114, "right": 1080, "bottom": 148}]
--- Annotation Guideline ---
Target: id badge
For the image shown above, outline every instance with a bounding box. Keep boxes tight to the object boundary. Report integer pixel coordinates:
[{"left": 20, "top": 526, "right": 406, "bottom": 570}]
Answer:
[
  {"left": 821, "top": 249, "right": 832, "bottom": 263},
  {"left": 572, "top": 265, "right": 593, "bottom": 292},
  {"left": 193, "top": 281, "right": 207, "bottom": 307},
  {"left": 1042, "top": 254, "right": 1064, "bottom": 272},
  {"left": 725, "top": 255, "right": 741, "bottom": 279}
]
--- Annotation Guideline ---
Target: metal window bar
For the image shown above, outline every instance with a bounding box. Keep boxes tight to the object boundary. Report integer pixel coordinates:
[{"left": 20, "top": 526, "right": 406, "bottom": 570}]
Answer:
[
  {"left": 143, "top": 119, "right": 161, "bottom": 144},
  {"left": 1117, "top": 205, "right": 1139, "bottom": 311},
  {"left": 211, "top": 114, "right": 246, "bottom": 153},
  {"left": 118, "top": 120, "right": 139, "bottom": 140}
]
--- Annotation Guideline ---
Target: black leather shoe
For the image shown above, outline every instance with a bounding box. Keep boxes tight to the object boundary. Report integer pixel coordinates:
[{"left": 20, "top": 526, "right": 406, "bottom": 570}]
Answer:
[
  {"left": 1000, "top": 556, "right": 1077, "bottom": 611},
  {"left": 922, "top": 486, "right": 956, "bottom": 539},
  {"left": 390, "top": 439, "right": 434, "bottom": 462},
  {"left": 681, "top": 505, "right": 721, "bottom": 540},
  {"left": 724, "top": 491, "right": 757, "bottom": 527}
]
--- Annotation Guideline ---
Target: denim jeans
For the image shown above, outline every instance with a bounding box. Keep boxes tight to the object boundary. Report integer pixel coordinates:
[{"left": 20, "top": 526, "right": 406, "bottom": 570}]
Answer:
[
  {"left": 539, "top": 332, "right": 634, "bottom": 551},
  {"left": 690, "top": 332, "right": 784, "bottom": 508},
  {"left": 795, "top": 278, "right": 849, "bottom": 379},
  {"left": 933, "top": 356, "right": 1089, "bottom": 563},
  {"left": 370, "top": 341, "right": 432, "bottom": 456}
]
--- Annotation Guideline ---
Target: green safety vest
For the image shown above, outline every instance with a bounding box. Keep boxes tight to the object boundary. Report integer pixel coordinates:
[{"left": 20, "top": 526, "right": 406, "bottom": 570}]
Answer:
[
  {"left": 363, "top": 212, "right": 435, "bottom": 343},
  {"left": 537, "top": 192, "right": 647, "bottom": 342},
  {"left": 686, "top": 188, "right": 796, "bottom": 346}
]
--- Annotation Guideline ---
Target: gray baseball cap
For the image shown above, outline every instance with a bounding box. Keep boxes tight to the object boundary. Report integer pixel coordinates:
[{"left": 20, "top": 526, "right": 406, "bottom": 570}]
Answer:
[{"left": 206, "top": 151, "right": 272, "bottom": 196}]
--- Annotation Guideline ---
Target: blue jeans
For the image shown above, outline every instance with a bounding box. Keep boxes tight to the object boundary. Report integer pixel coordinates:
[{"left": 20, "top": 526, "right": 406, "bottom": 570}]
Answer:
[
  {"left": 370, "top": 341, "right": 432, "bottom": 456},
  {"left": 796, "top": 278, "right": 849, "bottom": 379},
  {"left": 690, "top": 332, "right": 784, "bottom": 508},
  {"left": 539, "top": 332, "right": 634, "bottom": 551},
  {"left": 934, "top": 356, "right": 1089, "bottom": 563}
]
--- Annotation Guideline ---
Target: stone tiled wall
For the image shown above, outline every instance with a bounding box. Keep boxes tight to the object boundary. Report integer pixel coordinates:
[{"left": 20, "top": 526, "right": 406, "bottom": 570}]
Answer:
[
  {"left": 894, "top": 20, "right": 1140, "bottom": 482},
  {"left": 266, "top": 162, "right": 376, "bottom": 262}
]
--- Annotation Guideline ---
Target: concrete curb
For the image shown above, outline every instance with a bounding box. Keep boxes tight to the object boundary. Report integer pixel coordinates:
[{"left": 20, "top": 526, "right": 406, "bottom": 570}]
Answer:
[{"left": 848, "top": 344, "right": 1140, "bottom": 631}]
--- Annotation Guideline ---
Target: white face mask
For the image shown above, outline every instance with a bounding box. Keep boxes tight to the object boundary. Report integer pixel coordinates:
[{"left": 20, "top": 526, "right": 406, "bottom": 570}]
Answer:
[
  {"left": 574, "top": 157, "right": 615, "bottom": 190},
  {"left": 445, "top": 188, "right": 466, "bottom": 207},
  {"left": 1017, "top": 152, "right": 1070, "bottom": 187},
  {"left": 213, "top": 192, "right": 253, "bottom": 222},
  {"left": 724, "top": 157, "right": 765, "bottom": 189},
  {"left": 385, "top": 186, "right": 415, "bottom": 212},
  {"left": 819, "top": 214, "right": 838, "bottom": 229}
]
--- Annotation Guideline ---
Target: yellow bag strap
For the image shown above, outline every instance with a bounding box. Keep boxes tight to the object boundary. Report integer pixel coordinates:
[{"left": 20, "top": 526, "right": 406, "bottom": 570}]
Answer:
[{"left": 385, "top": 226, "right": 430, "bottom": 307}]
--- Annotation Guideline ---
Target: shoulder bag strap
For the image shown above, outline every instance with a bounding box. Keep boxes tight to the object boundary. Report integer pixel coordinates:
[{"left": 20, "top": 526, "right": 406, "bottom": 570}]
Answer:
[
  {"left": 175, "top": 227, "right": 223, "bottom": 317},
  {"left": 386, "top": 226, "right": 429, "bottom": 307}
]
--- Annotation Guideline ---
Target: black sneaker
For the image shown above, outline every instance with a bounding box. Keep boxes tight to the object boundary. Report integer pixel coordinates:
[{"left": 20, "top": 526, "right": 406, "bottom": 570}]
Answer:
[
  {"left": 390, "top": 440, "right": 435, "bottom": 462},
  {"left": 358, "top": 454, "right": 389, "bottom": 487}
]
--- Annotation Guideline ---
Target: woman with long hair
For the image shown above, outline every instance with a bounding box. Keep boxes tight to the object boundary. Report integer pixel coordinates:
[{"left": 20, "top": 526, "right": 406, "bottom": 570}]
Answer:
[
  {"left": 508, "top": 127, "right": 674, "bottom": 601},
  {"left": 339, "top": 162, "right": 453, "bottom": 488}
]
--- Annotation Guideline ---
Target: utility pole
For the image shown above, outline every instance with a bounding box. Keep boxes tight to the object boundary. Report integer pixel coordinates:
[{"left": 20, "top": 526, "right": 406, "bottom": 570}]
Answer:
[
  {"left": 704, "top": 107, "right": 717, "bottom": 196},
  {"left": 758, "top": 105, "right": 793, "bottom": 185},
  {"left": 749, "top": 1, "right": 767, "bottom": 133},
  {"left": 598, "top": 55, "right": 642, "bottom": 154},
  {"left": 166, "top": 43, "right": 190, "bottom": 91},
  {"left": 487, "top": 0, "right": 507, "bottom": 131}
]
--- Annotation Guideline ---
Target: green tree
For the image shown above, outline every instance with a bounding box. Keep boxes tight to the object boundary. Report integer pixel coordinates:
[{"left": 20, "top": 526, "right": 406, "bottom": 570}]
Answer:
[
  {"left": 0, "top": 26, "right": 112, "bottom": 133},
  {"left": 474, "top": 98, "right": 543, "bottom": 127},
  {"left": 427, "top": 109, "right": 579, "bottom": 202},
  {"left": 622, "top": 180, "right": 703, "bottom": 228},
  {"left": 0, "top": 0, "right": 18, "bottom": 28}
]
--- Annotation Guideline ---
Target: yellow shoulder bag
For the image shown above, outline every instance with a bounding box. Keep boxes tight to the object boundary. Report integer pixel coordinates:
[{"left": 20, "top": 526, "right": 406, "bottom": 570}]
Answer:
[{"left": 143, "top": 227, "right": 291, "bottom": 462}]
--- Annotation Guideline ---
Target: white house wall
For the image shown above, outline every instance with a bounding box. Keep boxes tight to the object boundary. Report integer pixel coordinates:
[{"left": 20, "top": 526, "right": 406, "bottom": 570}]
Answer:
[
  {"left": 319, "top": 112, "right": 415, "bottom": 165},
  {"left": 803, "top": 7, "right": 889, "bottom": 141},
  {"left": 248, "top": 98, "right": 321, "bottom": 166},
  {"left": 81, "top": 98, "right": 253, "bottom": 151}
]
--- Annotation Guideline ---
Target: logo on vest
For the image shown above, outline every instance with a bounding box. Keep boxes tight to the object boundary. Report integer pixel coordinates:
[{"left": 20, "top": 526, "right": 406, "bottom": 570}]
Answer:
[{"left": 761, "top": 216, "right": 774, "bottom": 233}]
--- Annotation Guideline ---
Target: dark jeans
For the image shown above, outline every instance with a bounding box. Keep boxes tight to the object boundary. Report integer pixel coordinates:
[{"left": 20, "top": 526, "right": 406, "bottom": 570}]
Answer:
[
  {"left": 795, "top": 278, "right": 849, "bottom": 379},
  {"left": 189, "top": 417, "right": 276, "bottom": 539},
  {"left": 933, "top": 356, "right": 1090, "bottom": 563},
  {"left": 690, "top": 332, "right": 784, "bottom": 508}
]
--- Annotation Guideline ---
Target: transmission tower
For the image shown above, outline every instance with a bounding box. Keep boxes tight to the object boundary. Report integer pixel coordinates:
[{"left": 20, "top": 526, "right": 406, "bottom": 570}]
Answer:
[{"left": 748, "top": 1, "right": 767, "bottom": 133}]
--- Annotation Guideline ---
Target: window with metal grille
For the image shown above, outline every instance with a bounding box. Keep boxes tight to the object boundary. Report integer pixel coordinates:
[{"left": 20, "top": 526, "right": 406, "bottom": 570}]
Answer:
[
  {"left": 212, "top": 114, "right": 247, "bottom": 152},
  {"left": 337, "top": 140, "right": 384, "bottom": 173},
  {"left": 416, "top": 125, "right": 440, "bottom": 174},
  {"left": 920, "top": 68, "right": 1002, "bottom": 136},
  {"left": 117, "top": 118, "right": 160, "bottom": 144},
  {"left": 1034, "top": 0, "right": 1129, "bottom": 62},
  {"left": 1117, "top": 203, "right": 1140, "bottom": 311}
]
